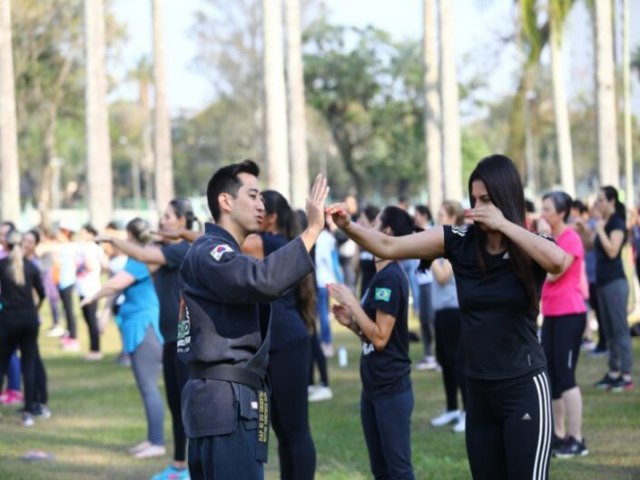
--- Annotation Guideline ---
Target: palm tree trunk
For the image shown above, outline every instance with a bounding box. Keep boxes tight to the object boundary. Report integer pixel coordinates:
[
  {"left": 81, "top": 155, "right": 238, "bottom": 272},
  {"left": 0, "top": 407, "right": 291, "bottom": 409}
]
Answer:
[
  {"left": 621, "top": 0, "right": 633, "bottom": 208},
  {"left": 423, "top": 0, "right": 443, "bottom": 211},
  {"left": 549, "top": 12, "right": 575, "bottom": 196},
  {"left": 285, "top": 0, "right": 309, "bottom": 208},
  {"left": 0, "top": 0, "right": 20, "bottom": 223},
  {"left": 594, "top": 0, "right": 618, "bottom": 187},
  {"left": 263, "top": 0, "right": 290, "bottom": 198},
  {"left": 438, "top": 0, "right": 462, "bottom": 201},
  {"left": 152, "top": 0, "right": 174, "bottom": 211},
  {"left": 85, "top": 0, "right": 113, "bottom": 229}
]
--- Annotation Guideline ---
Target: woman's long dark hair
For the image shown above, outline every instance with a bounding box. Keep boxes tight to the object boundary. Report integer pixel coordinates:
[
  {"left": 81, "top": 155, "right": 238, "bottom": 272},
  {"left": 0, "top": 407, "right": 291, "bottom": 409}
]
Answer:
[
  {"left": 379, "top": 206, "right": 416, "bottom": 237},
  {"left": 169, "top": 198, "right": 200, "bottom": 231},
  {"left": 262, "top": 190, "right": 317, "bottom": 333},
  {"left": 468, "top": 154, "right": 538, "bottom": 312},
  {"left": 601, "top": 186, "right": 626, "bottom": 220}
]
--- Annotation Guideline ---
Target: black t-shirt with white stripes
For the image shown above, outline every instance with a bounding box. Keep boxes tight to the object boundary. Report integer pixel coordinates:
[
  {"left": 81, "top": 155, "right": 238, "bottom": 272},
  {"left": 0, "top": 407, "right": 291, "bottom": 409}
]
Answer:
[{"left": 443, "top": 224, "right": 547, "bottom": 380}]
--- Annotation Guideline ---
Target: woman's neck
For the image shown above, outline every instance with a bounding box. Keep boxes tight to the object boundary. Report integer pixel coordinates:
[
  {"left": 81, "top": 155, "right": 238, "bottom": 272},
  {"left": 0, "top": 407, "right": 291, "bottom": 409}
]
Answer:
[
  {"left": 374, "top": 258, "right": 392, "bottom": 271},
  {"left": 485, "top": 230, "right": 506, "bottom": 255},
  {"left": 551, "top": 222, "right": 567, "bottom": 238}
]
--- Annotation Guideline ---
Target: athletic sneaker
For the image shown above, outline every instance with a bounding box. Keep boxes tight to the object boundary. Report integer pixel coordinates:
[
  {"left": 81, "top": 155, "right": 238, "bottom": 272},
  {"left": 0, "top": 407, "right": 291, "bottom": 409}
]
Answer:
[
  {"left": 34, "top": 405, "right": 52, "bottom": 419},
  {"left": 431, "top": 409, "right": 460, "bottom": 427},
  {"left": 0, "top": 389, "right": 23, "bottom": 405},
  {"left": 593, "top": 373, "right": 618, "bottom": 389},
  {"left": 551, "top": 433, "right": 567, "bottom": 455},
  {"left": 151, "top": 464, "right": 191, "bottom": 480},
  {"left": 308, "top": 386, "right": 333, "bottom": 402},
  {"left": 22, "top": 412, "right": 35, "bottom": 427},
  {"left": 452, "top": 412, "right": 466, "bottom": 433},
  {"left": 609, "top": 377, "right": 634, "bottom": 393},
  {"left": 60, "top": 337, "right": 81, "bottom": 352},
  {"left": 134, "top": 444, "right": 166, "bottom": 459},
  {"left": 554, "top": 436, "right": 588, "bottom": 458},
  {"left": 415, "top": 356, "right": 439, "bottom": 371},
  {"left": 46, "top": 325, "right": 66, "bottom": 338}
]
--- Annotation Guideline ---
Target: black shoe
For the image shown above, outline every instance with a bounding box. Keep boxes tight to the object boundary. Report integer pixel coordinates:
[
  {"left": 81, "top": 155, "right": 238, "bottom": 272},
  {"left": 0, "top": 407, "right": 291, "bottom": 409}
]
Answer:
[
  {"left": 593, "top": 373, "right": 617, "bottom": 389},
  {"left": 609, "top": 376, "right": 634, "bottom": 393},
  {"left": 551, "top": 433, "right": 567, "bottom": 454},
  {"left": 554, "top": 436, "right": 588, "bottom": 458}
]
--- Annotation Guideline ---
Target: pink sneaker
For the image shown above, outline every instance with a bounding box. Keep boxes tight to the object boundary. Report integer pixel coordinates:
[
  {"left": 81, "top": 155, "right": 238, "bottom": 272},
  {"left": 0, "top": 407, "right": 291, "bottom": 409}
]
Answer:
[
  {"left": 60, "top": 338, "right": 81, "bottom": 352},
  {"left": 0, "top": 389, "right": 23, "bottom": 405}
]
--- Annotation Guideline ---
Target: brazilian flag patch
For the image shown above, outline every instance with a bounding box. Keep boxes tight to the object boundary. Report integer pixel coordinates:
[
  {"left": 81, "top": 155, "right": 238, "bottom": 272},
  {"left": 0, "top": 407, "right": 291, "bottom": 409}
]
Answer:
[{"left": 374, "top": 287, "right": 392, "bottom": 302}]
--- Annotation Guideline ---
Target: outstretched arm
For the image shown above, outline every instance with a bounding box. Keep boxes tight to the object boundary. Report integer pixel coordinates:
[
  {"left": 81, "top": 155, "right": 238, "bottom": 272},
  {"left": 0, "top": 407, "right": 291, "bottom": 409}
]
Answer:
[
  {"left": 97, "top": 235, "right": 167, "bottom": 266},
  {"left": 326, "top": 203, "right": 445, "bottom": 261}
]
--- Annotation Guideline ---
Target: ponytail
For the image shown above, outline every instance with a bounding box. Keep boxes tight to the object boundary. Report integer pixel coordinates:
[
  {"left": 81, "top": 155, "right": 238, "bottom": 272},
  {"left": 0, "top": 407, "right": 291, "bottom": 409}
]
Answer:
[
  {"left": 6, "top": 230, "right": 25, "bottom": 286},
  {"left": 601, "top": 185, "right": 626, "bottom": 220},
  {"left": 169, "top": 198, "right": 200, "bottom": 231}
]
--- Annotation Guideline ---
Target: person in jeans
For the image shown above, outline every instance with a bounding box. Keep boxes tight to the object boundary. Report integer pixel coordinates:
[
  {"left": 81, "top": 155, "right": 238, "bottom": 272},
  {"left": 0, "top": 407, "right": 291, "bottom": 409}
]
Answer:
[
  {"left": 82, "top": 218, "right": 165, "bottom": 458},
  {"left": 587, "top": 186, "right": 634, "bottom": 392},
  {"left": 329, "top": 206, "right": 415, "bottom": 480}
]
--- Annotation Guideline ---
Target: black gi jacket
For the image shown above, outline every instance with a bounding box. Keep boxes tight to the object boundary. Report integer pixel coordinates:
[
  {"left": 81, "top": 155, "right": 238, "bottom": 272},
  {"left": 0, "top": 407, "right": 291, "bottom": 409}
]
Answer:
[{"left": 178, "top": 222, "right": 314, "bottom": 438}]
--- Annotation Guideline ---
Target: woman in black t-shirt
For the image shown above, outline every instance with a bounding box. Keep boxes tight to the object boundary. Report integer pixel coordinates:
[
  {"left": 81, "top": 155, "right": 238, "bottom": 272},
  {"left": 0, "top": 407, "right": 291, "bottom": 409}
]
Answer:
[
  {"left": 327, "top": 155, "right": 566, "bottom": 480},
  {"left": 242, "top": 190, "right": 317, "bottom": 480},
  {"left": 589, "top": 186, "right": 633, "bottom": 392},
  {"left": 0, "top": 230, "right": 46, "bottom": 426},
  {"left": 328, "top": 206, "right": 415, "bottom": 480}
]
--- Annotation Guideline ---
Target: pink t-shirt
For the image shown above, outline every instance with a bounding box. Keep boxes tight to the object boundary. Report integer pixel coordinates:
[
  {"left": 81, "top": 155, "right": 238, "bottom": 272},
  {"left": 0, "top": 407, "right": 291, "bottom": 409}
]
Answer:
[{"left": 541, "top": 227, "right": 587, "bottom": 316}]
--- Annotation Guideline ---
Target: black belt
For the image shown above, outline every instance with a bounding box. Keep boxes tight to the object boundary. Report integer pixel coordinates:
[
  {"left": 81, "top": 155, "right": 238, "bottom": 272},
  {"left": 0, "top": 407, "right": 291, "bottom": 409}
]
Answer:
[{"left": 189, "top": 363, "right": 263, "bottom": 389}]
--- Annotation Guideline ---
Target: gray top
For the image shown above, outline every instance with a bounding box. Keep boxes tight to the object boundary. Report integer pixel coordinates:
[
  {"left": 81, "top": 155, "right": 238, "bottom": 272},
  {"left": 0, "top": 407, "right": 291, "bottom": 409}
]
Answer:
[{"left": 430, "top": 258, "right": 459, "bottom": 311}]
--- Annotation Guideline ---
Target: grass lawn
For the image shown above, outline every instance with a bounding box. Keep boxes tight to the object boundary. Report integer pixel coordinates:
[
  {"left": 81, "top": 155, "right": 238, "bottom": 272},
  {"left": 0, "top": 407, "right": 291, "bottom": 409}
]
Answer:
[{"left": 1, "top": 312, "right": 639, "bottom": 480}]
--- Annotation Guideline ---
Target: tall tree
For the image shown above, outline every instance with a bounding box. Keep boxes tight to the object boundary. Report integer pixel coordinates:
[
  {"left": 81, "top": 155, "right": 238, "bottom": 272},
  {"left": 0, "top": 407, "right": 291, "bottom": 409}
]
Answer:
[
  {"left": 84, "top": 0, "right": 112, "bottom": 229},
  {"left": 152, "top": 0, "right": 174, "bottom": 212},
  {"left": 285, "top": 0, "right": 309, "bottom": 208},
  {"left": 423, "top": 0, "right": 442, "bottom": 210},
  {"left": 0, "top": 0, "right": 20, "bottom": 222},
  {"left": 594, "top": 0, "right": 618, "bottom": 187},
  {"left": 438, "top": 0, "right": 462, "bottom": 200},
  {"left": 263, "top": 0, "right": 290, "bottom": 197},
  {"left": 621, "top": 0, "right": 633, "bottom": 208},
  {"left": 548, "top": 0, "right": 575, "bottom": 196}
]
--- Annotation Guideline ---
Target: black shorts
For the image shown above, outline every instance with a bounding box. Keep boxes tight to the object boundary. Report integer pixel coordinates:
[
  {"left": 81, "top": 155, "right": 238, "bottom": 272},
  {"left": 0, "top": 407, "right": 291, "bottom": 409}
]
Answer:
[{"left": 541, "top": 313, "right": 586, "bottom": 399}]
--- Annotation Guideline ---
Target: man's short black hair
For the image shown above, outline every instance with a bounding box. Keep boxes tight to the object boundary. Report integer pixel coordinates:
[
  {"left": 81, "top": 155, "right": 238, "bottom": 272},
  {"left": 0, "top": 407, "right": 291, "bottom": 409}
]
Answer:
[{"left": 207, "top": 159, "right": 260, "bottom": 222}]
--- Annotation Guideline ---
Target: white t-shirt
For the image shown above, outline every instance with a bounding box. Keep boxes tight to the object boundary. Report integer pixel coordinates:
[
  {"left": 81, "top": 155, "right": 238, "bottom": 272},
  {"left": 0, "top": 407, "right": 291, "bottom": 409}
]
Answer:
[
  {"left": 315, "top": 230, "right": 339, "bottom": 287},
  {"left": 76, "top": 242, "right": 104, "bottom": 298}
]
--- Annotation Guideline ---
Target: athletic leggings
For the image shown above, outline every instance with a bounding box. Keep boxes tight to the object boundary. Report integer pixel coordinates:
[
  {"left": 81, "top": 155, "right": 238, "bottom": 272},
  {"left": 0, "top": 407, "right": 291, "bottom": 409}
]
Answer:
[
  {"left": 34, "top": 348, "right": 48, "bottom": 406},
  {"left": 434, "top": 308, "right": 466, "bottom": 411},
  {"left": 597, "top": 278, "right": 632, "bottom": 374},
  {"left": 418, "top": 283, "right": 434, "bottom": 357},
  {"left": 541, "top": 313, "right": 585, "bottom": 399},
  {"left": 130, "top": 325, "right": 164, "bottom": 446},
  {"left": 466, "top": 369, "right": 552, "bottom": 480},
  {"left": 0, "top": 313, "right": 40, "bottom": 413},
  {"left": 163, "top": 340, "right": 189, "bottom": 462},
  {"left": 309, "top": 332, "right": 329, "bottom": 387},
  {"left": 588, "top": 283, "right": 606, "bottom": 350},
  {"left": 58, "top": 285, "right": 77, "bottom": 339},
  {"left": 270, "top": 338, "right": 316, "bottom": 480},
  {"left": 80, "top": 297, "right": 100, "bottom": 352}
]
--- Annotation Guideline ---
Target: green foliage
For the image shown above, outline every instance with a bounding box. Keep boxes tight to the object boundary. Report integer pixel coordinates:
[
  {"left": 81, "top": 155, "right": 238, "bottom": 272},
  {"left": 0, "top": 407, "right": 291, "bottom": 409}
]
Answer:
[{"left": 303, "top": 21, "right": 426, "bottom": 198}]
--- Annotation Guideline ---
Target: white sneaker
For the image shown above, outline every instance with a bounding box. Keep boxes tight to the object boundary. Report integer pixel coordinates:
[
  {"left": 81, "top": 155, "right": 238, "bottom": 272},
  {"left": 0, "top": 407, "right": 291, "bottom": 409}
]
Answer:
[
  {"left": 452, "top": 412, "right": 466, "bottom": 433},
  {"left": 431, "top": 409, "right": 460, "bottom": 427},
  {"left": 46, "top": 326, "right": 66, "bottom": 338},
  {"left": 308, "top": 386, "right": 333, "bottom": 402},
  {"left": 134, "top": 444, "right": 166, "bottom": 459},
  {"left": 415, "top": 356, "right": 439, "bottom": 371}
]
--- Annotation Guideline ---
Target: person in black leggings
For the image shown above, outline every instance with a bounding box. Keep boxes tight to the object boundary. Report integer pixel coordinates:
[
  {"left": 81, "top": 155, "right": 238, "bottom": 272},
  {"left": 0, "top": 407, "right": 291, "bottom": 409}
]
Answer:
[
  {"left": 0, "top": 230, "right": 46, "bottom": 426},
  {"left": 243, "top": 190, "right": 317, "bottom": 480},
  {"left": 98, "top": 199, "right": 200, "bottom": 480},
  {"left": 328, "top": 154, "right": 567, "bottom": 479}
]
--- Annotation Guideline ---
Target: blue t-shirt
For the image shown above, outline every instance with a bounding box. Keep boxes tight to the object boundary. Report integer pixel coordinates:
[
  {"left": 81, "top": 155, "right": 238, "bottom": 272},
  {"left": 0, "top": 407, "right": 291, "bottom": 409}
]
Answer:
[
  {"left": 120, "top": 258, "right": 162, "bottom": 353},
  {"left": 359, "top": 261, "right": 411, "bottom": 396},
  {"left": 594, "top": 215, "right": 627, "bottom": 286},
  {"left": 260, "top": 232, "right": 309, "bottom": 351}
]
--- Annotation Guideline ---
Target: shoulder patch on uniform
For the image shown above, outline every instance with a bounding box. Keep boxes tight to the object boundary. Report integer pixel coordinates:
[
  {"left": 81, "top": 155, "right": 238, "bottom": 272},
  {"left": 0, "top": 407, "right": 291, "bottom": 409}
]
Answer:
[
  {"left": 374, "top": 287, "right": 392, "bottom": 302},
  {"left": 451, "top": 225, "right": 468, "bottom": 237},
  {"left": 210, "top": 244, "right": 234, "bottom": 261}
]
